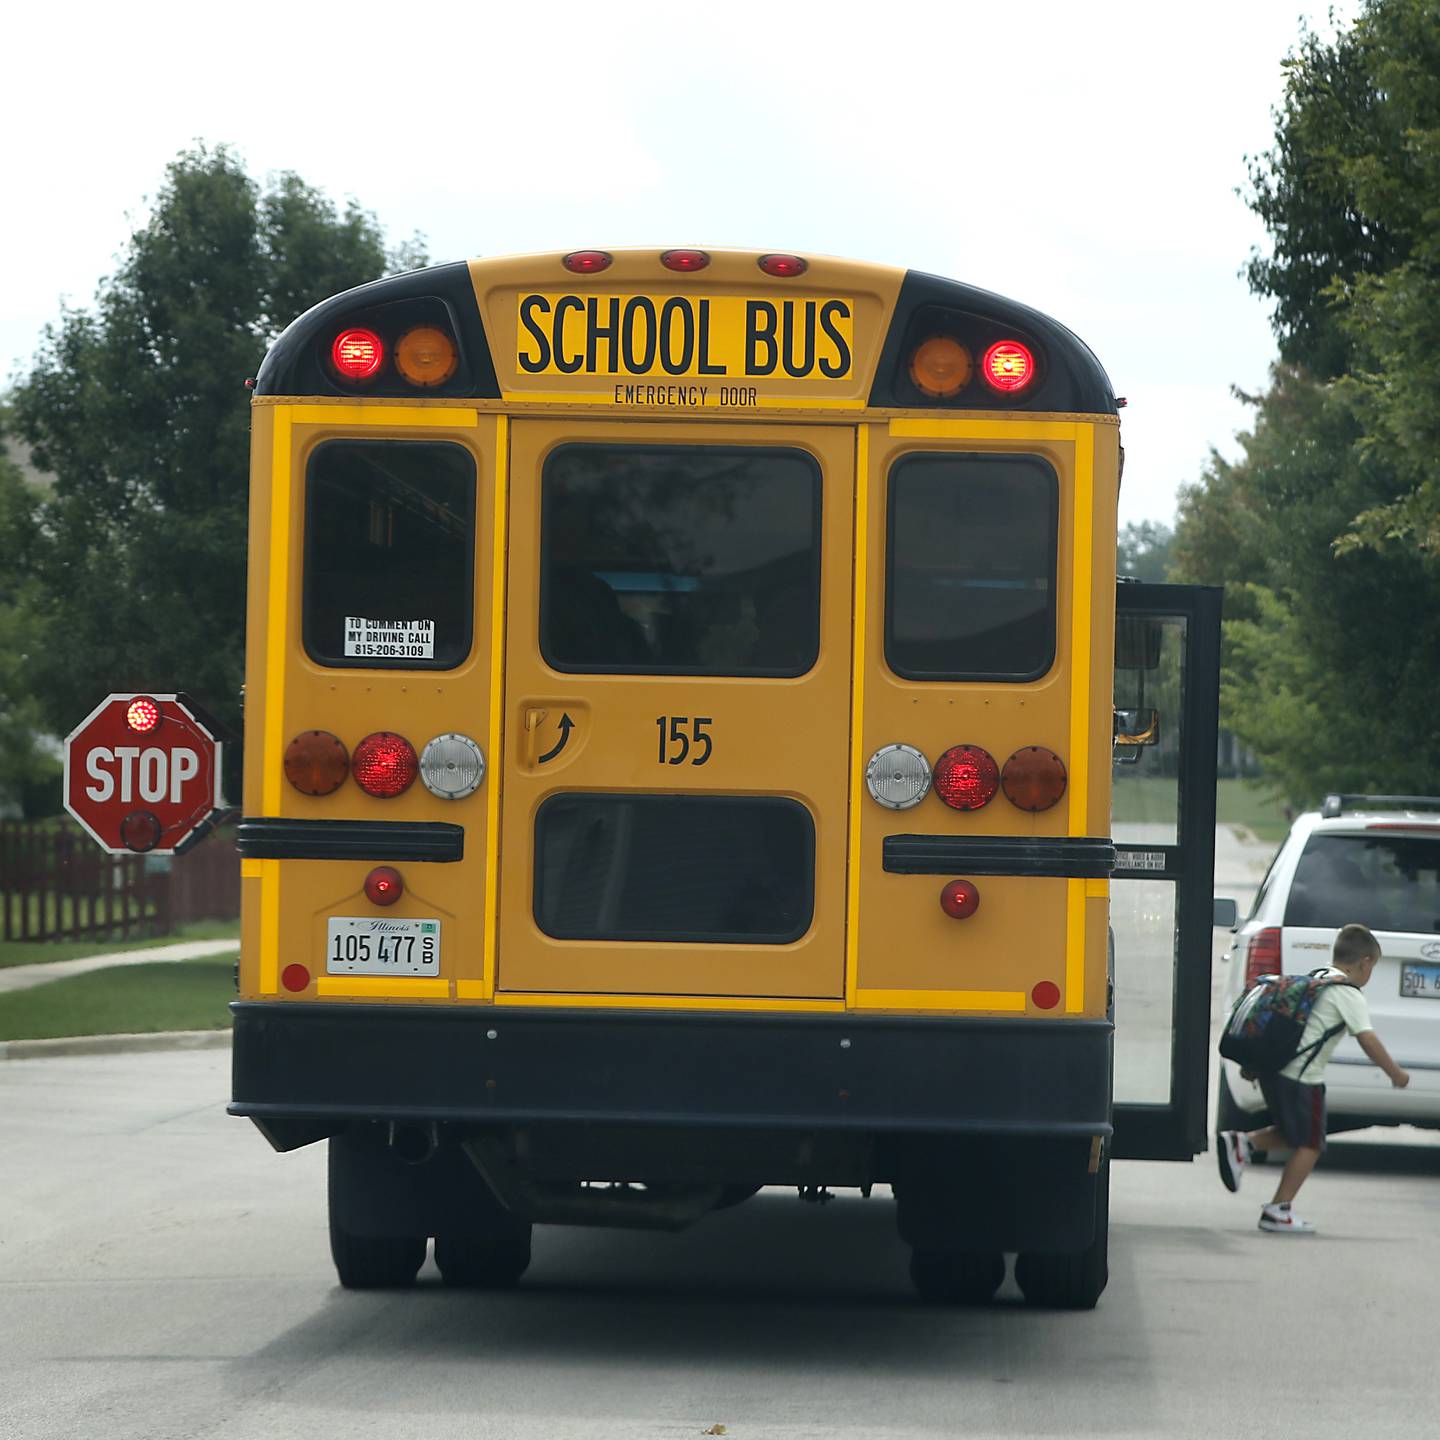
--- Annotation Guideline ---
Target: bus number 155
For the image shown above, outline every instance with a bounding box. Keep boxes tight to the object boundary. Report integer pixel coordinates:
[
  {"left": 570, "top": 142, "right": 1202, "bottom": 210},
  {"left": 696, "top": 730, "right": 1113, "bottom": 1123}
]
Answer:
[{"left": 656, "top": 716, "right": 713, "bottom": 765}]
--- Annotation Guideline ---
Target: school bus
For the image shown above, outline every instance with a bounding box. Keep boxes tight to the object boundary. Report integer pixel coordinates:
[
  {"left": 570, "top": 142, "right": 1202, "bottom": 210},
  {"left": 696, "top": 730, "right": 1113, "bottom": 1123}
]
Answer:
[{"left": 229, "top": 247, "right": 1222, "bottom": 1309}]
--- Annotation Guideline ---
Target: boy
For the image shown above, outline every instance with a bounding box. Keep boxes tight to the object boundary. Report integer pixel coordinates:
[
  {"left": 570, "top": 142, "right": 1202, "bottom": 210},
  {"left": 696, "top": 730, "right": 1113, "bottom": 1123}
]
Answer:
[{"left": 1217, "top": 922, "right": 1409, "bottom": 1233}]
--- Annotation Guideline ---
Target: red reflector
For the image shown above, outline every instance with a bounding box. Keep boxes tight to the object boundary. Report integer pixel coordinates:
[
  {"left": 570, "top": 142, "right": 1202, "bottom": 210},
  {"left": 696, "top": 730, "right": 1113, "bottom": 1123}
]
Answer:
[
  {"left": 331, "top": 328, "right": 384, "bottom": 380},
  {"left": 364, "top": 866, "right": 404, "bottom": 906},
  {"left": 933, "top": 745, "right": 1000, "bottom": 810},
  {"left": 757, "top": 253, "right": 808, "bottom": 277},
  {"left": 1031, "top": 981, "right": 1061, "bottom": 1010},
  {"left": 563, "top": 250, "right": 612, "bottom": 274},
  {"left": 1245, "top": 927, "right": 1282, "bottom": 986},
  {"left": 981, "top": 340, "right": 1035, "bottom": 393},
  {"left": 120, "top": 810, "right": 162, "bottom": 853},
  {"left": 281, "top": 964, "right": 310, "bottom": 993},
  {"left": 940, "top": 879, "right": 980, "bottom": 919},
  {"left": 352, "top": 732, "right": 419, "bottom": 798},
  {"left": 125, "top": 697, "right": 161, "bottom": 734},
  {"left": 284, "top": 730, "right": 349, "bottom": 797},
  {"left": 1001, "top": 746, "right": 1067, "bottom": 812},
  {"left": 661, "top": 248, "right": 710, "bottom": 272}
]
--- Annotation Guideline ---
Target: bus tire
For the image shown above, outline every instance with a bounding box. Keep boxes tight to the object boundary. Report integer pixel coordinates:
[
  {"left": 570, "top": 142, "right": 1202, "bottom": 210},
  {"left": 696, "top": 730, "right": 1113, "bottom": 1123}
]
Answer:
[
  {"left": 909, "top": 1248, "right": 1006, "bottom": 1305},
  {"left": 1014, "top": 1157, "right": 1108, "bottom": 1310},
  {"left": 434, "top": 1224, "right": 533, "bottom": 1289},
  {"left": 329, "top": 1218, "right": 427, "bottom": 1290}
]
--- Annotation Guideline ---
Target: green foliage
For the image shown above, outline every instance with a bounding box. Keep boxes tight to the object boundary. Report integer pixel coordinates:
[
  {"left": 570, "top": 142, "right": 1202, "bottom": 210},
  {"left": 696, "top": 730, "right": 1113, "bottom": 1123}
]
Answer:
[
  {"left": 1116, "top": 520, "right": 1173, "bottom": 581},
  {"left": 2, "top": 146, "right": 422, "bottom": 740}
]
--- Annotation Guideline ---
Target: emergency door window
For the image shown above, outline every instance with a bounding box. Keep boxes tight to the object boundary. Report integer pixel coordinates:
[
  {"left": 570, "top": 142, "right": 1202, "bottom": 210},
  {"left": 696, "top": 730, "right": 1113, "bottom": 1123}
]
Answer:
[
  {"left": 539, "top": 444, "right": 822, "bottom": 676},
  {"left": 886, "top": 452, "right": 1058, "bottom": 681},
  {"left": 303, "top": 440, "right": 476, "bottom": 669}
]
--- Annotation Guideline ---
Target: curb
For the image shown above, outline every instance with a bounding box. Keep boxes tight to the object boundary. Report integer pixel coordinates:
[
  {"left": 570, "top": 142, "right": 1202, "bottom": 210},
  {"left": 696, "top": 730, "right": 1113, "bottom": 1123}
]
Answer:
[{"left": 0, "top": 1027, "right": 233, "bottom": 1062}]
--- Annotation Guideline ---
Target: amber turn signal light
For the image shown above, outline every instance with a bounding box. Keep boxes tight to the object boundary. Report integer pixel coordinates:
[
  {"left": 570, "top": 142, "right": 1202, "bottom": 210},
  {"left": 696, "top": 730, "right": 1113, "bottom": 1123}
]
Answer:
[
  {"left": 1001, "top": 746, "right": 1068, "bottom": 812},
  {"left": 908, "top": 336, "right": 973, "bottom": 398},
  {"left": 284, "top": 731, "right": 349, "bottom": 797},
  {"left": 395, "top": 325, "right": 458, "bottom": 388}
]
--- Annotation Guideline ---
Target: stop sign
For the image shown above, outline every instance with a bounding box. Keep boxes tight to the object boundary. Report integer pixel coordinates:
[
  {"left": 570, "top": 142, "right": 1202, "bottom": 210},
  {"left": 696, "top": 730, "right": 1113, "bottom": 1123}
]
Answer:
[{"left": 64, "top": 693, "right": 226, "bottom": 855}]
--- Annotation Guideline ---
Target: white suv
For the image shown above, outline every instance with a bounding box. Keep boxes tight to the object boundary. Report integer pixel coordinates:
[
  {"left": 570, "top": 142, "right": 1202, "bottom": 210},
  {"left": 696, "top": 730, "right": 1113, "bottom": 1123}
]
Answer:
[{"left": 1217, "top": 794, "right": 1440, "bottom": 1136}]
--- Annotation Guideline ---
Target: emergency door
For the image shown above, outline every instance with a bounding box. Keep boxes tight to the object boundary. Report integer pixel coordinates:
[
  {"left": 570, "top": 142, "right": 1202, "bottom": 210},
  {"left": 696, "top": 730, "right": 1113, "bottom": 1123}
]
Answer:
[
  {"left": 495, "top": 420, "right": 856, "bottom": 1000},
  {"left": 1109, "top": 581, "right": 1223, "bottom": 1159}
]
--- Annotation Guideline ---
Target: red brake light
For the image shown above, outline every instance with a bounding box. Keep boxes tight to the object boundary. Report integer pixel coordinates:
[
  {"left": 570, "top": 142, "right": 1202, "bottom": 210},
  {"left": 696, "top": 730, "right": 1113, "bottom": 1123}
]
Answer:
[
  {"left": 933, "top": 745, "right": 1000, "bottom": 811},
  {"left": 364, "top": 866, "right": 404, "bottom": 906},
  {"left": 352, "top": 732, "right": 418, "bottom": 798},
  {"left": 981, "top": 340, "right": 1035, "bottom": 393},
  {"left": 940, "top": 879, "right": 981, "bottom": 919},
  {"left": 125, "top": 697, "right": 161, "bottom": 734},
  {"left": 331, "top": 328, "right": 384, "bottom": 381},
  {"left": 660, "top": 249, "right": 710, "bottom": 272},
  {"left": 563, "top": 250, "right": 612, "bottom": 274},
  {"left": 758, "top": 253, "right": 808, "bottom": 277},
  {"left": 1245, "top": 927, "right": 1282, "bottom": 986}
]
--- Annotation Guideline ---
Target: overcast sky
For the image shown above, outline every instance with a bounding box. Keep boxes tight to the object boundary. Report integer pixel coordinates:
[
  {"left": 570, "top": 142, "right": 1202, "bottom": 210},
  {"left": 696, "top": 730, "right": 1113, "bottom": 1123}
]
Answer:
[{"left": 2, "top": 1, "right": 1355, "bottom": 527}]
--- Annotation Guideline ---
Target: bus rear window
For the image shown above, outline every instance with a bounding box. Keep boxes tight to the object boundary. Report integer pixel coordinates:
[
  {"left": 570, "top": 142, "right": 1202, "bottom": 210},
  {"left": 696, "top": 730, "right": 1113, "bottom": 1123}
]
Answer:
[
  {"left": 303, "top": 440, "right": 476, "bottom": 669},
  {"left": 540, "top": 444, "right": 821, "bottom": 676},
  {"left": 885, "top": 452, "right": 1057, "bottom": 681},
  {"left": 534, "top": 794, "right": 815, "bottom": 944}
]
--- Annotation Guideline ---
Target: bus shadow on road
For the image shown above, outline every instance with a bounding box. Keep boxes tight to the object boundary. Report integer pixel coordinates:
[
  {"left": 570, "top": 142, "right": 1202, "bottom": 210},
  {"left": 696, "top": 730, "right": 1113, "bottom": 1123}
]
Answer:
[{"left": 1320, "top": 1137, "right": 1440, "bottom": 1176}]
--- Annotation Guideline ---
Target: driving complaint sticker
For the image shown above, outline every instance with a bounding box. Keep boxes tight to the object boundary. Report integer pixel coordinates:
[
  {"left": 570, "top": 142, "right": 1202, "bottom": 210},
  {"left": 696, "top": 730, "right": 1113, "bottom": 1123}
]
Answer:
[{"left": 515, "top": 293, "right": 854, "bottom": 402}]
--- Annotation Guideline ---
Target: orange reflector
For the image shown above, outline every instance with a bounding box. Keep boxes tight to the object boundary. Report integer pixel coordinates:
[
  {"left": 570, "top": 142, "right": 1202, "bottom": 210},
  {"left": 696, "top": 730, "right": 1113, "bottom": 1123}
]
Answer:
[
  {"left": 284, "top": 730, "right": 349, "bottom": 797},
  {"left": 332, "top": 328, "right": 384, "bottom": 380},
  {"left": 1001, "top": 746, "right": 1068, "bottom": 812},
  {"left": 982, "top": 340, "right": 1035, "bottom": 393},
  {"left": 394, "top": 325, "right": 458, "bottom": 388},
  {"left": 908, "top": 336, "right": 973, "bottom": 398}
]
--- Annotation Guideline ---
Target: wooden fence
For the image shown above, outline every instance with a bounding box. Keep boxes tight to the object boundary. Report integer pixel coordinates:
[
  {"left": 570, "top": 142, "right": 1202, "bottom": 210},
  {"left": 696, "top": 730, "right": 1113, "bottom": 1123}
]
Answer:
[{"left": 0, "top": 820, "right": 240, "bottom": 945}]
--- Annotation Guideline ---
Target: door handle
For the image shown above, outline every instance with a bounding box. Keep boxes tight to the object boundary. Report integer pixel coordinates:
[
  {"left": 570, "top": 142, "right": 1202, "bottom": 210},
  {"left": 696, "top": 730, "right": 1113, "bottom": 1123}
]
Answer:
[{"left": 522, "top": 708, "right": 548, "bottom": 768}]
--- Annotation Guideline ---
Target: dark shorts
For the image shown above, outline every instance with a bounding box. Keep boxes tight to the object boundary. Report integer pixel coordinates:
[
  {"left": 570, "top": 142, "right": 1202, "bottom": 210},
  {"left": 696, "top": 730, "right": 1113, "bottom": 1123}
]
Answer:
[{"left": 1258, "top": 1073, "right": 1327, "bottom": 1152}]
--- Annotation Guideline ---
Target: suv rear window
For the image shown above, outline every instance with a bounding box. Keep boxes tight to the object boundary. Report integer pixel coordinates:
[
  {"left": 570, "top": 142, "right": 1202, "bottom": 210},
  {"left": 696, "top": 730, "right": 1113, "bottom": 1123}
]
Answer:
[
  {"left": 886, "top": 452, "right": 1058, "bottom": 681},
  {"left": 303, "top": 440, "right": 476, "bottom": 669},
  {"left": 1284, "top": 833, "right": 1440, "bottom": 933},
  {"left": 539, "top": 444, "right": 821, "bottom": 676}
]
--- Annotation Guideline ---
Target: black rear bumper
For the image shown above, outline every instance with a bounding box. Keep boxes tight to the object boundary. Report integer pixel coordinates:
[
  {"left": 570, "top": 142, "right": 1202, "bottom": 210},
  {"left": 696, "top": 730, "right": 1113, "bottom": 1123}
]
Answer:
[{"left": 229, "top": 1002, "right": 1113, "bottom": 1138}]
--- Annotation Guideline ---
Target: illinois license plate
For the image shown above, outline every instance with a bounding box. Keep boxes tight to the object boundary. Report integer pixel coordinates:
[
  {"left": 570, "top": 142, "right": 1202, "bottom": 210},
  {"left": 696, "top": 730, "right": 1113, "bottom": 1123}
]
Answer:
[
  {"left": 1400, "top": 962, "right": 1440, "bottom": 999},
  {"left": 326, "top": 917, "right": 439, "bottom": 976}
]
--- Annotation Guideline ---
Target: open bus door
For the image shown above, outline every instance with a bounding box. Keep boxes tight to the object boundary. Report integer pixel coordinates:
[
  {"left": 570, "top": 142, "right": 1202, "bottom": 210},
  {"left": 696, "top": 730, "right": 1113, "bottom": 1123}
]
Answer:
[{"left": 1109, "top": 581, "right": 1223, "bottom": 1160}]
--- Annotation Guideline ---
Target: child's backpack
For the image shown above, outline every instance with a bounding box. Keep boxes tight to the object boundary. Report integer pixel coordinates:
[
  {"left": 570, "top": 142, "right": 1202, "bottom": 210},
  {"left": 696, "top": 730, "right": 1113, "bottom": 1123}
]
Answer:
[{"left": 1218, "top": 968, "right": 1358, "bottom": 1077}]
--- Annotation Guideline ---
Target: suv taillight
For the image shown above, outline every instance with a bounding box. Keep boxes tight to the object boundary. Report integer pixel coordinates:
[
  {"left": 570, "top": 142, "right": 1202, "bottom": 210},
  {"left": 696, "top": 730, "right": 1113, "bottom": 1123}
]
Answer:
[{"left": 1245, "top": 927, "right": 1282, "bottom": 986}]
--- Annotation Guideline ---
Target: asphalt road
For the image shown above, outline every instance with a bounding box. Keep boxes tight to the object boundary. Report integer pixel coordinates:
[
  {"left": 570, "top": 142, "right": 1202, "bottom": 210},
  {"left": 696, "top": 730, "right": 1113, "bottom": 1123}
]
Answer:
[{"left": 3, "top": 1042, "right": 1437, "bottom": 1440}]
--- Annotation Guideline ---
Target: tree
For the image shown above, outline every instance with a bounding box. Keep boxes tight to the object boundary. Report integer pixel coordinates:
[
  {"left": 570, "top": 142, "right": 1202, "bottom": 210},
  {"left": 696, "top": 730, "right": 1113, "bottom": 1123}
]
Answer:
[
  {"left": 1116, "top": 520, "right": 1173, "bottom": 582},
  {"left": 2, "top": 146, "right": 423, "bottom": 742}
]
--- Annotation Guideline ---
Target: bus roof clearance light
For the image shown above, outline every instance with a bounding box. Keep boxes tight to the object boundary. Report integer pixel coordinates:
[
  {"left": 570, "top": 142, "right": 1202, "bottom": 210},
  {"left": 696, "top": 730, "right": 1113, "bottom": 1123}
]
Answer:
[
  {"left": 909, "top": 336, "right": 973, "bottom": 398},
  {"left": 395, "top": 326, "right": 458, "bottom": 388},
  {"left": 758, "top": 254, "right": 808, "bottom": 277},
  {"left": 1001, "top": 746, "right": 1067, "bottom": 812},
  {"left": 865, "top": 744, "right": 932, "bottom": 810},
  {"left": 563, "top": 250, "right": 612, "bottom": 274},
  {"left": 352, "top": 732, "right": 419, "bottom": 798},
  {"left": 933, "top": 745, "right": 1000, "bottom": 811},
  {"left": 661, "top": 249, "right": 710, "bottom": 272},
  {"left": 332, "top": 328, "right": 384, "bottom": 380},
  {"left": 125, "top": 697, "right": 161, "bottom": 734},
  {"left": 419, "top": 733, "right": 485, "bottom": 800},
  {"left": 981, "top": 340, "right": 1035, "bottom": 393}
]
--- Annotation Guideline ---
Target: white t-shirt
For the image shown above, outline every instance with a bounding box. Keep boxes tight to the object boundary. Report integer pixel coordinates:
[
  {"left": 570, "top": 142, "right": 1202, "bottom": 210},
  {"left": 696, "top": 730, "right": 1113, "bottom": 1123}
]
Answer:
[{"left": 1280, "top": 968, "right": 1373, "bottom": 1083}]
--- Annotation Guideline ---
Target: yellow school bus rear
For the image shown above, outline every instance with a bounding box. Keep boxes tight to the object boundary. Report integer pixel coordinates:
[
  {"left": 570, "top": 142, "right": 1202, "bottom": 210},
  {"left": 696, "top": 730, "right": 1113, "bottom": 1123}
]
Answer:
[{"left": 232, "top": 247, "right": 1122, "bottom": 1307}]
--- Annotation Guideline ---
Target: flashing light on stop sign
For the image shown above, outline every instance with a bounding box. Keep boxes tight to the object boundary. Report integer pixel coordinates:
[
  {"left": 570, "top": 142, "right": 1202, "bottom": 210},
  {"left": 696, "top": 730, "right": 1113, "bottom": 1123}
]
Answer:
[{"left": 126, "top": 697, "right": 161, "bottom": 733}]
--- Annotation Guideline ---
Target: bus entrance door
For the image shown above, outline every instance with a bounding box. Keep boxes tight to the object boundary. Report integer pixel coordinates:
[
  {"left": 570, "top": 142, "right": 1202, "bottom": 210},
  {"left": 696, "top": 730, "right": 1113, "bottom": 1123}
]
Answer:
[
  {"left": 494, "top": 420, "right": 856, "bottom": 1003},
  {"left": 1110, "top": 581, "right": 1223, "bottom": 1159}
]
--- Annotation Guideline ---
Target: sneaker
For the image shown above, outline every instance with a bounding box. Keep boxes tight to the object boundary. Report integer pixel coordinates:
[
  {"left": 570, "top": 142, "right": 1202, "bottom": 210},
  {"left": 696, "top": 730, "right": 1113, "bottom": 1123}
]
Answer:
[
  {"left": 1217, "top": 1130, "right": 1252, "bottom": 1193},
  {"left": 1258, "top": 1203, "right": 1316, "bottom": 1234}
]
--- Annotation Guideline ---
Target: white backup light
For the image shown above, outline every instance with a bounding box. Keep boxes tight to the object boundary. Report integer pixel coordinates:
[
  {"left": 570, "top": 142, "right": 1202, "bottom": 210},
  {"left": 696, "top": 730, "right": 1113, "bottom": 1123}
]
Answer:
[
  {"left": 419, "top": 733, "right": 485, "bottom": 799},
  {"left": 865, "top": 743, "right": 932, "bottom": 810}
]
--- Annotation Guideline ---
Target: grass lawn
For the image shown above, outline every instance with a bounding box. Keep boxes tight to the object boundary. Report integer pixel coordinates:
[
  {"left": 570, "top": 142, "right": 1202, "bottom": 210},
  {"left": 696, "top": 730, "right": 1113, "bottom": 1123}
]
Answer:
[
  {"left": 0, "top": 919, "right": 239, "bottom": 971},
  {"left": 1111, "top": 774, "right": 1291, "bottom": 844},
  {"left": 0, "top": 955, "right": 235, "bottom": 1041}
]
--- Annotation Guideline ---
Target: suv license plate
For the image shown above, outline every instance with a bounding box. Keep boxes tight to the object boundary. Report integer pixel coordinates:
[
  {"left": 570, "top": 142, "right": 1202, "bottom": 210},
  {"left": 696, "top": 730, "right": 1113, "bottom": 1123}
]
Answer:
[
  {"left": 326, "top": 917, "right": 440, "bottom": 976},
  {"left": 1400, "top": 962, "right": 1440, "bottom": 999}
]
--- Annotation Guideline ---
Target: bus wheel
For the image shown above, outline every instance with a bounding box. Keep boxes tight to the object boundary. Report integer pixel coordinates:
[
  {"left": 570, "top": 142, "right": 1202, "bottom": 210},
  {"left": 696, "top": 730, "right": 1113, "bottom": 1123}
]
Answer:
[
  {"left": 908, "top": 1249, "right": 1006, "bottom": 1305},
  {"left": 1014, "top": 1159, "right": 1108, "bottom": 1310},
  {"left": 434, "top": 1224, "right": 533, "bottom": 1289},
  {"left": 329, "top": 1218, "right": 427, "bottom": 1289}
]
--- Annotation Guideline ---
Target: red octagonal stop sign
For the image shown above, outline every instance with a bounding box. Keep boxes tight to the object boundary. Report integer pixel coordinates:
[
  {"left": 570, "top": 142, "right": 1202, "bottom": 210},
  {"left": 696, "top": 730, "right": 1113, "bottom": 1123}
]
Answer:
[{"left": 64, "top": 693, "right": 226, "bottom": 855}]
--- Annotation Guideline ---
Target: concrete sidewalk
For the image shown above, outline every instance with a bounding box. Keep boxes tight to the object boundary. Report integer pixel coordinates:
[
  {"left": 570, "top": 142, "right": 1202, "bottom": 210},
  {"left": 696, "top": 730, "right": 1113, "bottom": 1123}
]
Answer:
[{"left": 0, "top": 939, "right": 240, "bottom": 996}]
